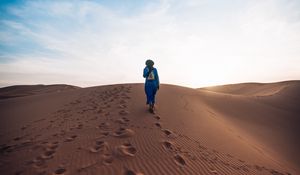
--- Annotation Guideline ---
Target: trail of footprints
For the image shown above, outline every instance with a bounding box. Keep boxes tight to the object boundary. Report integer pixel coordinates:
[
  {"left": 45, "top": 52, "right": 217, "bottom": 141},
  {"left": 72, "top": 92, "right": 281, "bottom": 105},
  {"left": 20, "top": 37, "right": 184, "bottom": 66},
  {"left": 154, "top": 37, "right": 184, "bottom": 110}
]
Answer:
[
  {"left": 151, "top": 112, "right": 291, "bottom": 175},
  {"left": 30, "top": 141, "right": 59, "bottom": 168},
  {"left": 71, "top": 85, "right": 140, "bottom": 175},
  {"left": 151, "top": 114, "right": 187, "bottom": 167},
  {"left": 74, "top": 85, "right": 139, "bottom": 174},
  {"left": 0, "top": 85, "right": 142, "bottom": 175}
]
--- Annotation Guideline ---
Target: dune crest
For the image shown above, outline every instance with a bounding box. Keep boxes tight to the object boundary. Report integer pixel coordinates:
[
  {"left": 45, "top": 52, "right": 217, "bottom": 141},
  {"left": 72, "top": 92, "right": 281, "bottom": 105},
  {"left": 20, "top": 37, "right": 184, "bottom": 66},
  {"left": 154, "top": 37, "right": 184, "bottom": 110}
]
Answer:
[
  {"left": 0, "top": 84, "right": 80, "bottom": 99},
  {"left": 200, "top": 80, "right": 299, "bottom": 96}
]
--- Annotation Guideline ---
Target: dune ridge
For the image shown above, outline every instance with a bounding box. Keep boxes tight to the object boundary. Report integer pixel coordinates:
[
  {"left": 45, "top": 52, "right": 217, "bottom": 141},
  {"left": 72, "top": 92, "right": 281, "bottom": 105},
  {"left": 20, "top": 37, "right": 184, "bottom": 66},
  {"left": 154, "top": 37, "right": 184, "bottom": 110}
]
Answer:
[
  {"left": 200, "top": 80, "right": 299, "bottom": 96},
  {"left": 0, "top": 84, "right": 80, "bottom": 99},
  {"left": 0, "top": 82, "right": 299, "bottom": 175}
]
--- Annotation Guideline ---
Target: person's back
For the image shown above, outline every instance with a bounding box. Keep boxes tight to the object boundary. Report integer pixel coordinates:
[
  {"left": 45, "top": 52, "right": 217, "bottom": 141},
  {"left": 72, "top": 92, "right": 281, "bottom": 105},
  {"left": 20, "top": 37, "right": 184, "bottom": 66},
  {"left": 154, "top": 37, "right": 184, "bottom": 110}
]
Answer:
[{"left": 143, "top": 59, "right": 160, "bottom": 113}]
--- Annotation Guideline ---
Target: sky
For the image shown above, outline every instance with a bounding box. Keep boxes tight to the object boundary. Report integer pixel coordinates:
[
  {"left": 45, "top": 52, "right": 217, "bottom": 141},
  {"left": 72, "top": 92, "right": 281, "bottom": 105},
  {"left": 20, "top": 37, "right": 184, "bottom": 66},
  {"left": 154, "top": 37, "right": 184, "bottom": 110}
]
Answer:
[{"left": 0, "top": 0, "right": 300, "bottom": 88}]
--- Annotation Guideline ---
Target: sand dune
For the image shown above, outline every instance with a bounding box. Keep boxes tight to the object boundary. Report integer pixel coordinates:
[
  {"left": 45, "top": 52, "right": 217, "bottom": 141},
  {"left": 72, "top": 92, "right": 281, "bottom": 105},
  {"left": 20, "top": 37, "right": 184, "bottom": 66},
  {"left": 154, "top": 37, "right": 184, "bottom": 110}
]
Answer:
[
  {"left": 198, "top": 81, "right": 300, "bottom": 172},
  {"left": 200, "top": 80, "right": 299, "bottom": 97},
  {"left": 0, "top": 82, "right": 299, "bottom": 175},
  {"left": 0, "top": 84, "right": 80, "bottom": 99}
]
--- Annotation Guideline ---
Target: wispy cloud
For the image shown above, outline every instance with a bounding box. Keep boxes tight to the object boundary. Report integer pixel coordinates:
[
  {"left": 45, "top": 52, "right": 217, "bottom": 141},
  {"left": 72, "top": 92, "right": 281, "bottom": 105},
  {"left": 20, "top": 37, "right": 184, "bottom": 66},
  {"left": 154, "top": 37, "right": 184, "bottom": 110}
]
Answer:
[{"left": 0, "top": 0, "right": 299, "bottom": 87}]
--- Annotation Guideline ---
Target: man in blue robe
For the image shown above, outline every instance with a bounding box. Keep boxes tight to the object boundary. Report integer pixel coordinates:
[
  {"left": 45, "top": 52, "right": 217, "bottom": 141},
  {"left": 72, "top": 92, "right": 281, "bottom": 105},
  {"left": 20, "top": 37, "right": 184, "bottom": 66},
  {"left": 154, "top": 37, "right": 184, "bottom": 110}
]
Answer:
[{"left": 143, "top": 59, "right": 160, "bottom": 113}]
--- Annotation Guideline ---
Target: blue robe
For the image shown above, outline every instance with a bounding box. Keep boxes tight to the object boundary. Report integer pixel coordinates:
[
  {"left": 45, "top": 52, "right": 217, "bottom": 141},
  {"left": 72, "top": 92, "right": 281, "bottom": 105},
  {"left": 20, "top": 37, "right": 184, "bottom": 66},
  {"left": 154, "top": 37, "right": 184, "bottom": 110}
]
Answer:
[{"left": 143, "top": 67, "right": 160, "bottom": 105}]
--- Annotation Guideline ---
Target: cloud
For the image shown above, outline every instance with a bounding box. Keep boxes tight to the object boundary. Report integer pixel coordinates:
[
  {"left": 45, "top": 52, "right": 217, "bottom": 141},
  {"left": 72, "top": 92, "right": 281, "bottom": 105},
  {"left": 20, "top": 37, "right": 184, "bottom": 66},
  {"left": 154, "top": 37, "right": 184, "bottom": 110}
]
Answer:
[{"left": 0, "top": 0, "right": 300, "bottom": 87}]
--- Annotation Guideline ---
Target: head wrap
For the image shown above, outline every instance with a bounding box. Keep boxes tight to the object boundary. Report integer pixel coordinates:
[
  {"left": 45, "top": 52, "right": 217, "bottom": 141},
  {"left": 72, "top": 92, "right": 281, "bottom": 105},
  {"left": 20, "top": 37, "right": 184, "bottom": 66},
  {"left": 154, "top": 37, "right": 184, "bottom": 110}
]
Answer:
[{"left": 145, "top": 59, "right": 154, "bottom": 67}]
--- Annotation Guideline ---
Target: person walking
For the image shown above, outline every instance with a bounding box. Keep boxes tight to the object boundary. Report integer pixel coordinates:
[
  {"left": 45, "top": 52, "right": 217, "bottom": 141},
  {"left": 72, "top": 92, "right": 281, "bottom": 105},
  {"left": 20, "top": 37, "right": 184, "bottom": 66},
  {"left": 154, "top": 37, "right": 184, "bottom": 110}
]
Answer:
[{"left": 143, "top": 59, "right": 160, "bottom": 113}]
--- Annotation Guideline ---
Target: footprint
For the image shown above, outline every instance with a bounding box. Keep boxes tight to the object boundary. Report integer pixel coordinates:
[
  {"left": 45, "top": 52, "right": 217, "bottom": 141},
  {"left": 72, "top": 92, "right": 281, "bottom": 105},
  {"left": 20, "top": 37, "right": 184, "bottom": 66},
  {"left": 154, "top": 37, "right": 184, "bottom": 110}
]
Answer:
[
  {"left": 116, "top": 117, "right": 130, "bottom": 124},
  {"left": 269, "top": 169, "right": 285, "bottom": 175},
  {"left": 53, "top": 168, "right": 66, "bottom": 174},
  {"left": 76, "top": 124, "right": 83, "bottom": 129},
  {"left": 154, "top": 115, "right": 160, "bottom": 120},
  {"left": 124, "top": 169, "right": 143, "bottom": 175},
  {"left": 0, "top": 144, "right": 14, "bottom": 153},
  {"left": 174, "top": 154, "right": 186, "bottom": 166},
  {"left": 89, "top": 141, "right": 108, "bottom": 153},
  {"left": 41, "top": 150, "right": 55, "bottom": 159},
  {"left": 162, "top": 141, "right": 174, "bottom": 151},
  {"left": 123, "top": 146, "right": 137, "bottom": 156},
  {"left": 21, "top": 125, "right": 28, "bottom": 130},
  {"left": 122, "top": 143, "right": 132, "bottom": 147},
  {"left": 64, "top": 135, "right": 77, "bottom": 142},
  {"left": 98, "top": 122, "right": 110, "bottom": 129},
  {"left": 254, "top": 165, "right": 264, "bottom": 171},
  {"left": 162, "top": 129, "right": 173, "bottom": 136},
  {"left": 102, "top": 155, "right": 114, "bottom": 165},
  {"left": 122, "top": 117, "right": 130, "bottom": 122},
  {"left": 113, "top": 128, "right": 134, "bottom": 138},
  {"left": 97, "top": 109, "right": 104, "bottom": 113},
  {"left": 89, "top": 145, "right": 106, "bottom": 153},
  {"left": 20, "top": 139, "right": 32, "bottom": 145},
  {"left": 119, "top": 104, "right": 127, "bottom": 109},
  {"left": 209, "top": 170, "right": 218, "bottom": 174},
  {"left": 97, "top": 131, "right": 110, "bottom": 137},
  {"left": 14, "top": 136, "right": 22, "bottom": 141},
  {"left": 46, "top": 142, "right": 59, "bottom": 149},
  {"left": 32, "top": 156, "right": 47, "bottom": 168},
  {"left": 238, "top": 159, "right": 245, "bottom": 163},
  {"left": 154, "top": 122, "right": 161, "bottom": 128},
  {"left": 119, "top": 110, "right": 129, "bottom": 115},
  {"left": 115, "top": 144, "right": 137, "bottom": 157}
]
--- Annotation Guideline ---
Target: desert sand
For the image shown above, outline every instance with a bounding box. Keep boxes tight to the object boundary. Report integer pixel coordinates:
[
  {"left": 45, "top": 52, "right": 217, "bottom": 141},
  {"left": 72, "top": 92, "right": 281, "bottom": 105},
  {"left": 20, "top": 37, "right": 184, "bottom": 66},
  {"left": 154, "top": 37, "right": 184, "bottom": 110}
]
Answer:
[{"left": 0, "top": 81, "right": 299, "bottom": 175}]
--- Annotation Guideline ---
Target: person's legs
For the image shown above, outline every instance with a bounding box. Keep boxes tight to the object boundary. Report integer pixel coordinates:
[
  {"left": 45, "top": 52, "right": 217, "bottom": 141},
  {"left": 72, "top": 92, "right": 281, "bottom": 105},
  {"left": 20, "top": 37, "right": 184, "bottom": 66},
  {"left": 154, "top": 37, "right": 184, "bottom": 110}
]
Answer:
[
  {"left": 152, "top": 87, "right": 157, "bottom": 104},
  {"left": 148, "top": 89, "right": 154, "bottom": 112},
  {"left": 149, "top": 85, "right": 157, "bottom": 112},
  {"left": 145, "top": 83, "right": 157, "bottom": 113},
  {"left": 145, "top": 84, "right": 152, "bottom": 105}
]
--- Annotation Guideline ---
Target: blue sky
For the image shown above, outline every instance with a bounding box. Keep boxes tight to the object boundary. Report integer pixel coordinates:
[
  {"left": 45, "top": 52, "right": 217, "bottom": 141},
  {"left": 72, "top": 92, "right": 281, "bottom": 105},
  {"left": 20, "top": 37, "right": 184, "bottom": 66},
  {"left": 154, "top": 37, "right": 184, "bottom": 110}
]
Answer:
[{"left": 0, "top": 0, "right": 300, "bottom": 87}]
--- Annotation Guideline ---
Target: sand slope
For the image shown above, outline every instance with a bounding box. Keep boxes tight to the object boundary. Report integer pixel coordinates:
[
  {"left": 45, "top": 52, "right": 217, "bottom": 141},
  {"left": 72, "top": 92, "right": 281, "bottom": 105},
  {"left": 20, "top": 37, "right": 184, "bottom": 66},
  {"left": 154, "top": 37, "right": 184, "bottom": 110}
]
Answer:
[
  {"left": 0, "top": 82, "right": 299, "bottom": 175},
  {"left": 199, "top": 81, "right": 300, "bottom": 173}
]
